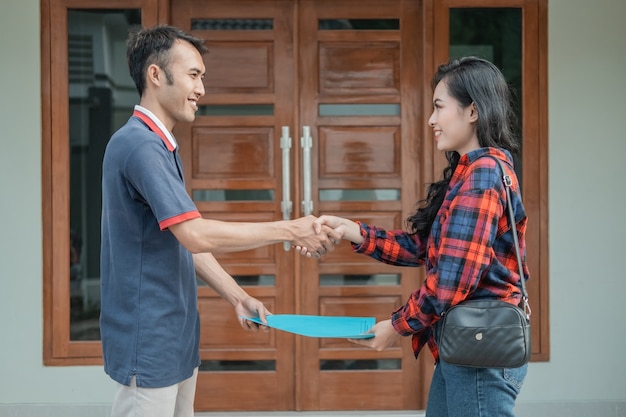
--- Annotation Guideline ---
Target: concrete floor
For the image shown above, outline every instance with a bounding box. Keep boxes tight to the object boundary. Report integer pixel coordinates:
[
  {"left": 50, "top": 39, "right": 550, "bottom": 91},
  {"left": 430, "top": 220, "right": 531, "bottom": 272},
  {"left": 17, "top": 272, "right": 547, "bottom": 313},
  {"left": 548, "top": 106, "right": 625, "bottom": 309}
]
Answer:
[{"left": 196, "top": 412, "right": 425, "bottom": 417}]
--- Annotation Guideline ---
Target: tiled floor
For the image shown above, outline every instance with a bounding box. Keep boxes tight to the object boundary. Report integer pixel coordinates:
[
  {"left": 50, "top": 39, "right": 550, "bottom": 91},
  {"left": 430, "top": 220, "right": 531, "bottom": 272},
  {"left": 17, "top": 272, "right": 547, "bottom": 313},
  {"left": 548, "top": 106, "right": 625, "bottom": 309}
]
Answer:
[{"left": 196, "top": 412, "right": 425, "bottom": 417}]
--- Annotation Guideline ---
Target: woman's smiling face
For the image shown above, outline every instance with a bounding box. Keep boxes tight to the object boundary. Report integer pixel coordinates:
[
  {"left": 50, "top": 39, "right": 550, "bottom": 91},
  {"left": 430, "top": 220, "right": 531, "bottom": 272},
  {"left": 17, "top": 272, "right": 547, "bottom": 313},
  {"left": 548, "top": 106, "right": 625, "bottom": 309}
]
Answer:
[{"left": 428, "top": 80, "right": 480, "bottom": 156}]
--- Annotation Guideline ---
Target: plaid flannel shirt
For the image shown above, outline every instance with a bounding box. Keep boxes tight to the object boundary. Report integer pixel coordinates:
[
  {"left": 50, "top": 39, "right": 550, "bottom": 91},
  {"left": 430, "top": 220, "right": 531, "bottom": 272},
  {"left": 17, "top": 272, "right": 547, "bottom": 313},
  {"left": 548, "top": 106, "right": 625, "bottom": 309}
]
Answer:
[{"left": 352, "top": 147, "right": 529, "bottom": 362}]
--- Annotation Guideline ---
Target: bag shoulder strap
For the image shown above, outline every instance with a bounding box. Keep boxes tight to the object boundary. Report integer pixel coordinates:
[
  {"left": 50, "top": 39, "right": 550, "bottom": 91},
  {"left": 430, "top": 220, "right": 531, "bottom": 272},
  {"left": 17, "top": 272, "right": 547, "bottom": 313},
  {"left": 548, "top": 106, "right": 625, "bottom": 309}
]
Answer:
[{"left": 484, "top": 156, "right": 531, "bottom": 317}]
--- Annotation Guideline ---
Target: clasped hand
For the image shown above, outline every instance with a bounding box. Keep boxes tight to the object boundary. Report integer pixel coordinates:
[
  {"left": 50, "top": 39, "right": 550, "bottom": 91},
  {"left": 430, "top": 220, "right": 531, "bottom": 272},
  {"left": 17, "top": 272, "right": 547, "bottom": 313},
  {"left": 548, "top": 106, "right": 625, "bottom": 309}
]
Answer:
[
  {"left": 288, "top": 215, "right": 345, "bottom": 259},
  {"left": 290, "top": 216, "right": 399, "bottom": 351},
  {"left": 293, "top": 215, "right": 359, "bottom": 258}
]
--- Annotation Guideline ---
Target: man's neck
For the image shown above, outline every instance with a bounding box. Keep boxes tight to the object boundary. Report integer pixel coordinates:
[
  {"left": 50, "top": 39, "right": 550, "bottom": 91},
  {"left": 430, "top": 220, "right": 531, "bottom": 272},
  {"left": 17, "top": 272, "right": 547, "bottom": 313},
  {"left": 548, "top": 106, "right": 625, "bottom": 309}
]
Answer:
[
  {"left": 138, "top": 97, "right": 175, "bottom": 132},
  {"left": 133, "top": 104, "right": 178, "bottom": 151}
]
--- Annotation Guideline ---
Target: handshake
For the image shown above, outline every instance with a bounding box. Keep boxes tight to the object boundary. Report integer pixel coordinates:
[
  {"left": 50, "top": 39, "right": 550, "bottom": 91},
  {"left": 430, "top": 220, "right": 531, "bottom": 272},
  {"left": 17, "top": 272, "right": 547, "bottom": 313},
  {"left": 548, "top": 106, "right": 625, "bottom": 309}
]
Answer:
[{"left": 288, "top": 215, "right": 362, "bottom": 259}]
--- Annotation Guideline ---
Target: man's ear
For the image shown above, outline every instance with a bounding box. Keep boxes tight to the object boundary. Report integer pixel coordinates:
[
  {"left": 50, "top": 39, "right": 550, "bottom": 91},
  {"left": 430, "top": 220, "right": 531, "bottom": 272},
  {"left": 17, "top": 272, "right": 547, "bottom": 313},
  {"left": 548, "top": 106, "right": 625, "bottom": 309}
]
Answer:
[
  {"left": 468, "top": 102, "right": 478, "bottom": 123},
  {"left": 146, "top": 64, "right": 161, "bottom": 87}
]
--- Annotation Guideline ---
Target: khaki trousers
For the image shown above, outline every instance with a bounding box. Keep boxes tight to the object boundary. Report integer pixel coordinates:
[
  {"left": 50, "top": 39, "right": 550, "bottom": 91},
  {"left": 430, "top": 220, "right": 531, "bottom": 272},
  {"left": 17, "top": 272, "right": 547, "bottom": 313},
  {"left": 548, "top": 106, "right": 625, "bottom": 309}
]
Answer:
[{"left": 110, "top": 368, "right": 198, "bottom": 417}]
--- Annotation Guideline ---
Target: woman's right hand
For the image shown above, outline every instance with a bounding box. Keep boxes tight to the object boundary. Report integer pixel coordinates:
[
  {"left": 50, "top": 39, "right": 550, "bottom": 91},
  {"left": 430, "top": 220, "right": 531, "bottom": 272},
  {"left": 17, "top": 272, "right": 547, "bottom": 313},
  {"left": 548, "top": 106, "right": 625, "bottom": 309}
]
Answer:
[
  {"left": 313, "top": 215, "right": 363, "bottom": 245},
  {"left": 348, "top": 319, "right": 401, "bottom": 351},
  {"left": 294, "top": 215, "right": 363, "bottom": 257}
]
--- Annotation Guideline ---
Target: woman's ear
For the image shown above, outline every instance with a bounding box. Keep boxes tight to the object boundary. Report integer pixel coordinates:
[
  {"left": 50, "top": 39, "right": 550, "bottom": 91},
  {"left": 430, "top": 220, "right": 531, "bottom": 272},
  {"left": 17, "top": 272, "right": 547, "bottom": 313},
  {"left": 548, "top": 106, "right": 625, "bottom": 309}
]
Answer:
[{"left": 468, "top": 102, "right": 479, "bottom": 123}]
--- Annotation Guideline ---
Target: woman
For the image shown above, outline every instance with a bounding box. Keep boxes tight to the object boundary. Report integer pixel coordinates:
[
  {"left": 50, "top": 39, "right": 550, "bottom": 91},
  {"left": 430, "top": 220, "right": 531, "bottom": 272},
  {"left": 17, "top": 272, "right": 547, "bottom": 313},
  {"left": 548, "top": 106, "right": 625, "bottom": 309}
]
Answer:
[{"left": 310, "top": 57, "right": 529, "bottom": 416}]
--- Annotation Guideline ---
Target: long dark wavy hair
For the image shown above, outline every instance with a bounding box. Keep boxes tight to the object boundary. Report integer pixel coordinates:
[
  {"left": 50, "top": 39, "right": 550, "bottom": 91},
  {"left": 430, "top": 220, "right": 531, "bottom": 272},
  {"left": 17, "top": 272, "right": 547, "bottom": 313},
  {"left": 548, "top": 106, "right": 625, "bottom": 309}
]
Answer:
[{"left": 407, "top": 57, "right": 520, "bottom": 240}]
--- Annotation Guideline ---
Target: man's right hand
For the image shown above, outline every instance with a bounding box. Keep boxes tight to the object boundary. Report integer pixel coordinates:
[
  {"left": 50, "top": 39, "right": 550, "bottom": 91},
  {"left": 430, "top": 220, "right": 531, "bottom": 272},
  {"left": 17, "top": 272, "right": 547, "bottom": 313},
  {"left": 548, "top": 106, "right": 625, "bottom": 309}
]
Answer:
[{"left": 287, "top": 215, "right": 342, "bottom": 258}]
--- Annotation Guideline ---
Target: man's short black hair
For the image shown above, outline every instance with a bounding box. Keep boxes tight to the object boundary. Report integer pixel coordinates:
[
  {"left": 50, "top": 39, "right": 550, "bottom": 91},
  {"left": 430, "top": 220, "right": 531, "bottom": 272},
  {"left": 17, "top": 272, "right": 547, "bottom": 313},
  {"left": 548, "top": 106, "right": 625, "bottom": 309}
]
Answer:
[{"left": 126, "top": 25, "right": 208, "bottom": 96}]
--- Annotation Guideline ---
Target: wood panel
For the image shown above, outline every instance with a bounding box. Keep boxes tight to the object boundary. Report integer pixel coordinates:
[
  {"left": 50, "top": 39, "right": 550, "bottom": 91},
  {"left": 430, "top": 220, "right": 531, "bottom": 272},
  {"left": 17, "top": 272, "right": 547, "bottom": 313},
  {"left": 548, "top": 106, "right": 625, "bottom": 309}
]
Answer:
[
  {"left": 198, "top": 297, "right": 277, "bottom": 348},
  {"left": 298, "top": 0, "right": 425, "bottom": 410},
  {"left": 319, "top": 371, "right": 404, "bottom": 410},
  {"left": 196, "top": 371, "right": 288, "bottom": 410},
  {"left": 318, "top": 126, "right": 401, "bottom": 178},
  {"left": 202, "top": 42, "right": 274, "bottom": 92},
  {"left": 318, "top": 42, "right": 401, "bottom": 95},
  {"left": 192, "top": 127, "right": 275, "bottom": 179},
  {"left": 171, "top": 0, "right": 297, "bottom": 411}
]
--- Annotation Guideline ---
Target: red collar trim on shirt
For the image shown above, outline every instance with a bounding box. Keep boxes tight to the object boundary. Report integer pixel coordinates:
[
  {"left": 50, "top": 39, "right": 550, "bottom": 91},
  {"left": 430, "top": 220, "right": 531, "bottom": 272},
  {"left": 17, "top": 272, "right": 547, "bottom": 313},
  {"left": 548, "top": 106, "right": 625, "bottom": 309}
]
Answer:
[{"left": 132, "top": 108, "right": 176, "bottom": 152}]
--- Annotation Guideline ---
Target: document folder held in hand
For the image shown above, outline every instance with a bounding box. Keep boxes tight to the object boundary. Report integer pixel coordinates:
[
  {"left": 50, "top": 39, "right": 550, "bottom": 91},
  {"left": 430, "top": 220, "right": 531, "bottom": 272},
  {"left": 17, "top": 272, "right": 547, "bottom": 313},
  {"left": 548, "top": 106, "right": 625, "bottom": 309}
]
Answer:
[{"left": 244, "top": 314, "right": 375, "bottom": 338}]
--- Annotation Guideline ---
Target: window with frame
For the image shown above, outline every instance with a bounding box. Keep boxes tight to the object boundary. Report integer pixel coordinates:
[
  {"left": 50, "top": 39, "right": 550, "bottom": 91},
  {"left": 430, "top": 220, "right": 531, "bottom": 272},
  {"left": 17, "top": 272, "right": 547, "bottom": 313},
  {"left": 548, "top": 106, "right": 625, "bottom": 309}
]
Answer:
[
  {"left": 432, "top": 0, "right": 549, "bottom": 360},
  {"left": 42, "top": 0, "right": 158, "bottom": 365}
]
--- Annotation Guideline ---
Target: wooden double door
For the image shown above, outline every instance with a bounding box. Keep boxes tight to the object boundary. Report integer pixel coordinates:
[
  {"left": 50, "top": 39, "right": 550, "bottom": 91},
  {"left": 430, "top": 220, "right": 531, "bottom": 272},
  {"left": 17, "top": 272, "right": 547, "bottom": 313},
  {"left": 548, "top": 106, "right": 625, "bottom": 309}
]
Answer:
[{"left": 172, "top": 0, "right": 432, "bottom": 411}]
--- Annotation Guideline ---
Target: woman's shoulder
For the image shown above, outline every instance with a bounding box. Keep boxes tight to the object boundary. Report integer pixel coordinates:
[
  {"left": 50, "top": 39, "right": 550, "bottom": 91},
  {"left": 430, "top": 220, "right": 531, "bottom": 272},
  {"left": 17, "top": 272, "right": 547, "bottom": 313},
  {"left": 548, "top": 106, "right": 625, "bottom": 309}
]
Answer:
[
  {"left": 461, "top": 148, "right": 512, "bottom": 192},
  {"left": 466, "top": 147, "right": 513, "bottom": 168}
]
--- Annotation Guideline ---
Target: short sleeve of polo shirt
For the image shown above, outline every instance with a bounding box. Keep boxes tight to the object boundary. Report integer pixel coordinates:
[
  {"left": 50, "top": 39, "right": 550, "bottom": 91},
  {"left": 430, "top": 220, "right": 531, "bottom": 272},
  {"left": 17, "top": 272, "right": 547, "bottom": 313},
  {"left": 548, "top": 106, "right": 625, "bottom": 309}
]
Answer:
[{"left": 124, "top": 130, "right": 199, "bottom": 230}]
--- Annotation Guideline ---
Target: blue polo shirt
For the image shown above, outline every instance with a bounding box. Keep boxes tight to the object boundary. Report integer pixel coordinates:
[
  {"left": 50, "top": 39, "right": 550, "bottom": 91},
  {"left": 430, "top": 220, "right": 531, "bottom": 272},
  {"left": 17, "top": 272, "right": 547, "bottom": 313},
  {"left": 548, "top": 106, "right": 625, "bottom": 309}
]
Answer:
[{"left": 100, "top": 105, "right": 201, "bottom": 388}]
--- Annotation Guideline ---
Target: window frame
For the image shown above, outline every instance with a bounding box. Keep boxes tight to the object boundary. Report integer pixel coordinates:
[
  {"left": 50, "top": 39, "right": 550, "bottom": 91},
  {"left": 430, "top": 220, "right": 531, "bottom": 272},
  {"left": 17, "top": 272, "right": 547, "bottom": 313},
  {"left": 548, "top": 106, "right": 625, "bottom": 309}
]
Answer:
[
  {"left": 428, "top": 0, "right": 550, "bottom": 361},
  {"left": 41, "top": 0, "right": 160, "bottom": 365}
]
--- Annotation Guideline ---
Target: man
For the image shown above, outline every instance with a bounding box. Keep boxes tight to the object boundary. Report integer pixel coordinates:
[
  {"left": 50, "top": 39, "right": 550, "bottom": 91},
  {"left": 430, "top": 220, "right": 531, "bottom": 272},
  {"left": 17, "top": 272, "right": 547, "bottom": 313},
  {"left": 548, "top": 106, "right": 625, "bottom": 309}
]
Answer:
[{"left": 100, "top": 25, "right": 335, "bottom": 417}]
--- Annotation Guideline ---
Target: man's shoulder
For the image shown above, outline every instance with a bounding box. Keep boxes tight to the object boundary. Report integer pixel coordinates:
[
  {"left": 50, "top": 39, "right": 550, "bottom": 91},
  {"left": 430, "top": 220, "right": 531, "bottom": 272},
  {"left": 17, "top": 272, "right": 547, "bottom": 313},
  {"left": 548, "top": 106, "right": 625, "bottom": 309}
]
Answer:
[
  {"left": 107, "top": 117, "right": 165, "bottom": 158},
  {"left": 111, "top": 116, "right": 153, "bottom": 141}
]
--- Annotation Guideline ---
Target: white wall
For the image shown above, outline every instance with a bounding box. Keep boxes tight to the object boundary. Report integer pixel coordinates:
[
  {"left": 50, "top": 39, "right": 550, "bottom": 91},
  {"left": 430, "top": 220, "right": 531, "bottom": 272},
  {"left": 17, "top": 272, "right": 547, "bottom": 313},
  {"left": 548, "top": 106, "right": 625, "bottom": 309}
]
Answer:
[
  {"left": 516, "top": 0, "right": 626, "bottom": 407},
  {"left": 0, "top": 0, "right": 116, "bottom": 409},
  {"left": 0, "top": 0, "right": 625, "bottom": 414}
]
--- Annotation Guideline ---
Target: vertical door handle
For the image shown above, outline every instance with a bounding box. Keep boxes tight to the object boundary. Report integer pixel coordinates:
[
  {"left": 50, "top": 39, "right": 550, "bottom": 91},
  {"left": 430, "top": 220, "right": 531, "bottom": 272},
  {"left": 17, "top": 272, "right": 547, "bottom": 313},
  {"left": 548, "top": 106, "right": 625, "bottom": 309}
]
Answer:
[
  {"left": 280, "top": 126, "right": 293, "bottom": 251},
  {"left": 301, "top": 126, "right": 313, "bottom": 216}
]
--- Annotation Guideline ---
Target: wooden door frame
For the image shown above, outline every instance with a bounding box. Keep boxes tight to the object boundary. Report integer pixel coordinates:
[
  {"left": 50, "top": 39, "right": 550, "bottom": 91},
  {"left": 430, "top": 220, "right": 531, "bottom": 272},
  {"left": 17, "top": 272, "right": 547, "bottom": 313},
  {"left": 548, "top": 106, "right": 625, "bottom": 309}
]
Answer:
[
  {"left": 430, "top": 0, "right": 550, "bottom": 361},
  {"left": 296, "top": 0, "right": 429, "bottom": 410},
  {"left": 170, "top": 0, "right": 300, "bottom": 411},
  {"left": 41, "top": 0, "right": 548, "bottom": 396},
  {"left": 41, "top": 0, "right": 161, "bottom": 365}
]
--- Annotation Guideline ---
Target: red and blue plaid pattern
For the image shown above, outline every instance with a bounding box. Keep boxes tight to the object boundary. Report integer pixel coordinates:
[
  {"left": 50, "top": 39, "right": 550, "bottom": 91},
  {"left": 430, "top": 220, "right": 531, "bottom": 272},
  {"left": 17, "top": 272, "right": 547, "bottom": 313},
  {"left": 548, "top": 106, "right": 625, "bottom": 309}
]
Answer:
[{"left": 353, "top": 147, "right": 529, "bottom": 361}]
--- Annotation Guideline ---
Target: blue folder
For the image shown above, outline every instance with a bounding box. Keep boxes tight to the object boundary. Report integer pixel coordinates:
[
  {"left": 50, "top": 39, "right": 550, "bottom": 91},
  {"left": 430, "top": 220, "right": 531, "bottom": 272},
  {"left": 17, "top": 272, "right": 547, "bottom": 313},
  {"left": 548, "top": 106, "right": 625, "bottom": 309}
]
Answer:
[{"left": 244, "top": 314, "right": 375, "bottom": 339}]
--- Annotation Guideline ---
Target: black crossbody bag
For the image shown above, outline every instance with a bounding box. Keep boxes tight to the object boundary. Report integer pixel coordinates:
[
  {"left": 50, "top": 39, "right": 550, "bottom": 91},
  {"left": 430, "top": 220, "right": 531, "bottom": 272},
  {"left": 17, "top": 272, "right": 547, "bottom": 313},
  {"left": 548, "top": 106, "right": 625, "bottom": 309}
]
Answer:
[{"left": 436, "top": 157, "right": 532, "bottom": 368}]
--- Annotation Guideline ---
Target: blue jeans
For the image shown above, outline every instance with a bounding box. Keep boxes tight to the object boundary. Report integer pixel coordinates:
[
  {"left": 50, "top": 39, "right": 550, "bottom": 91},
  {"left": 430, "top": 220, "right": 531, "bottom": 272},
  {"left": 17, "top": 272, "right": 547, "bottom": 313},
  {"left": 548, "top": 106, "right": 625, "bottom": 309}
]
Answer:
[{"left": 425, "top": 360, "right": 527, "bottom": 417}]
